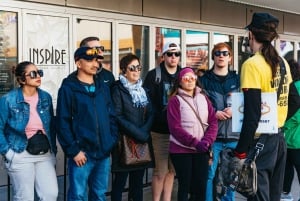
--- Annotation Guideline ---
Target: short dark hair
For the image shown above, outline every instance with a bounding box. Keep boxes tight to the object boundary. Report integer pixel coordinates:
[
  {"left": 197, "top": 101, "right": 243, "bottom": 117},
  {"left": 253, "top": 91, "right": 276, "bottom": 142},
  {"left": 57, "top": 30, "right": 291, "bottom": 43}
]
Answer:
[
  {"left": 119, "top": 53, "right": 140, "bottom": 74},
  {"left": 79, "top": 36, "right": 100, "bottom": 47}
]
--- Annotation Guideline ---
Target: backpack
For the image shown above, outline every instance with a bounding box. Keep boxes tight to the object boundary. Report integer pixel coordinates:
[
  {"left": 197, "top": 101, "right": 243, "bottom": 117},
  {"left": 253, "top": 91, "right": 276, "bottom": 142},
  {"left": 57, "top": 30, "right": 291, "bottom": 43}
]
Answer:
[{"left": 155, "top": 66, "right": 161, "bottom": 84}]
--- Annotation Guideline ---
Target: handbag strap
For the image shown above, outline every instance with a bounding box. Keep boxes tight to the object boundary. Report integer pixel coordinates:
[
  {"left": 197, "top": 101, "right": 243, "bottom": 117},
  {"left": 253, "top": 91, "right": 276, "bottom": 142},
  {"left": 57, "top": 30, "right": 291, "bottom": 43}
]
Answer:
[
  {"left": 177, "top": 95, "right": 205, "bottom": 133},
  {"left": 252, "top": 135, "right": 267, "bottom": 161}
]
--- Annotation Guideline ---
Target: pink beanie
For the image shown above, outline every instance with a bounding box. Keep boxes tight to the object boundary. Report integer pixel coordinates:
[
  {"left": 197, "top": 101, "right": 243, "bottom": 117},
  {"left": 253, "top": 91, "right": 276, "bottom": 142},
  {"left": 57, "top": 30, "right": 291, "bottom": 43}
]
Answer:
[{"left": 178, "top": 67, "right": 195, "bottom": 80}]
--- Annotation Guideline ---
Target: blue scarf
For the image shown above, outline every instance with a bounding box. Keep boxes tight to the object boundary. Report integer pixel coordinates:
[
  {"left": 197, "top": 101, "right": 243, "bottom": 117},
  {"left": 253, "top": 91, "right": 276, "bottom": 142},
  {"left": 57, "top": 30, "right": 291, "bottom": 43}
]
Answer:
[{"left": 119, "top": 75, "right": 149, "bottom": 107}]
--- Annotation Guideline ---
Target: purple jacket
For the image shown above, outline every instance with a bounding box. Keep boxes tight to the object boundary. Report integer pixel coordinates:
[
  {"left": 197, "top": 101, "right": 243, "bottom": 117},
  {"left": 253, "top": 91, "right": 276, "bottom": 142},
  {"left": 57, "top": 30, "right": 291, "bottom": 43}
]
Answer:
[{"left": 167, "top": 87, "right": 218, "bottom": 153}]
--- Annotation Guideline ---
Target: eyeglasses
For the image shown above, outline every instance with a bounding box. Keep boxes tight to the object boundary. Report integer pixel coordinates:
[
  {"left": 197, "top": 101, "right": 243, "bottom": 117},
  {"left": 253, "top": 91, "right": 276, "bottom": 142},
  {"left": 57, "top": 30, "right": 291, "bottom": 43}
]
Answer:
[
  {"left": 165, "top": 52, "right": 181, "bottom": 57},
  {"left": 95, "top": 46, "right": 105, "bottom": 52},
  {"left": 214, "top": 51, "right": 230, "bottom": 57},
  {"left": 25, "top": 70, "right": 44, "bottom": 79},
  {"left": 127, "top": 65, "right": 142, "bottom": 72},
  {"left": 181, "top": 75, "right": 197, "bottom": 83}
]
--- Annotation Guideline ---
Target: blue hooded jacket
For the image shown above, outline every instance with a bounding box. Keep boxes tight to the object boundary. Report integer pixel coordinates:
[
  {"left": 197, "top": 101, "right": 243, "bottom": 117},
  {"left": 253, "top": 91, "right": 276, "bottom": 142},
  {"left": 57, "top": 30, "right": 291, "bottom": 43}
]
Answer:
[{"left": 56, "top": 72, "right": 118, "bottom": 159}]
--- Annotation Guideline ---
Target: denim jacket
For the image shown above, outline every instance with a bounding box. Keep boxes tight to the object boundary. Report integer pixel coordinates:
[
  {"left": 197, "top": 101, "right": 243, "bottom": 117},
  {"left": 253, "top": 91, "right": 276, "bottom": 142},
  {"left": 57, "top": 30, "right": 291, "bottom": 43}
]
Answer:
[{"left": 0, "top": 88, "right": 56, "bottom": 155}]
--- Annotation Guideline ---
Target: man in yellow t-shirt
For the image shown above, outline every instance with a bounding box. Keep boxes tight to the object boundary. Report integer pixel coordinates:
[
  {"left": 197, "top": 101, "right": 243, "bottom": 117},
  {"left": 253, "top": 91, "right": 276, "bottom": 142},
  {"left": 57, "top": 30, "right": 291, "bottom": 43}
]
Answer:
[{"left": 233, "top": 12, "right": 292, "bottom": 201}]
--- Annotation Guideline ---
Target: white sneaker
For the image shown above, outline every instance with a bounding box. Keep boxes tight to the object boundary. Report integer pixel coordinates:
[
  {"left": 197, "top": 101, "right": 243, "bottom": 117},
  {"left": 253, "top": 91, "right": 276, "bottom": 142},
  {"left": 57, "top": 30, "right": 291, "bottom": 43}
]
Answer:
[{"left": 281, "top": 193, "right": 294, "bottom": 201}]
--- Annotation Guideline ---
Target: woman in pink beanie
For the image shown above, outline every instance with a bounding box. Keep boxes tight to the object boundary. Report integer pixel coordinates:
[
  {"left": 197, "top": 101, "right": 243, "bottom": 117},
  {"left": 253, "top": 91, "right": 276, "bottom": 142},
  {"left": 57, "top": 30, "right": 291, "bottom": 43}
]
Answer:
[{"left": 167, "top": 67, "right": 218, "bottom": 201}]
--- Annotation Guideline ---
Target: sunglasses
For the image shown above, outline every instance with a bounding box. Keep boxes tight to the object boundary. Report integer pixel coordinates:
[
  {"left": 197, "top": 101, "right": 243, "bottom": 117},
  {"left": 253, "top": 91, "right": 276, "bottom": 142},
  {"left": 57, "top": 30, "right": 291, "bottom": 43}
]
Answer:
[
  {"left": 86, "top": 47, "right": 102, "bottom": 56},
  {"left": 165, "top": 52, "right": 181, "bottom": 57},
  {"left": 95, "top": 46, "right": 105, "bottom": 52},
  {"left": 25, "top": 70, "right": 44, "bottom": 79},
  {"left": 127, "top": 65, "right": 142, "bottom": 72},
  {"left": 214, "top": 51, "right": 230, "bottom": 57},
  {"left": 181, "top": 75, "right": 197, "bottom": 83}
]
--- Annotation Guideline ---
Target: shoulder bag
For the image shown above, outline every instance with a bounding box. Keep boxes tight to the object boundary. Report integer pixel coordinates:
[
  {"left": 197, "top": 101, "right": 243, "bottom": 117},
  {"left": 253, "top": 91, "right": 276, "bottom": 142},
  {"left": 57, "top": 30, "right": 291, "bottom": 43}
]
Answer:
[
  {"left": 120, "top": 107, "right": 152, "bottom": 166},
  {"left": 120, "top": 134, "right": 151, "bottom": 166}
]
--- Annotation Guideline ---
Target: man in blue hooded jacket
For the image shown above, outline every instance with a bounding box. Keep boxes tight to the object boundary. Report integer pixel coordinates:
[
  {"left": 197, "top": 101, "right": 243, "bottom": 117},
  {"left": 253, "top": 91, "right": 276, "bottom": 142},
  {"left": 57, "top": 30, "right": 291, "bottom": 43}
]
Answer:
[{"left": 56, "top": 46, "right": 118, "bottom": 201}]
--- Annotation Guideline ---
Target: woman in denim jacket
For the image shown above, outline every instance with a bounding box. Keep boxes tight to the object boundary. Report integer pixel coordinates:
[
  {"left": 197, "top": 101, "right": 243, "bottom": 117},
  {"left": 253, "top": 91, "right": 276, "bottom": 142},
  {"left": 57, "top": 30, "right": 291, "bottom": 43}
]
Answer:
[{"left": 0, "top": 61, "right": 58, "bottom": 201}]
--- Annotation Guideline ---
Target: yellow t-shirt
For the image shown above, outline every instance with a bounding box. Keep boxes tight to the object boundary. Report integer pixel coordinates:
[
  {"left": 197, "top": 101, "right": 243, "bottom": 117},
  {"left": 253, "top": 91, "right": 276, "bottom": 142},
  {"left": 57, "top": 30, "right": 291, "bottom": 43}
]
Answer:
[{"left": 240, "top": 52, "right": 292, "bottom": 128}]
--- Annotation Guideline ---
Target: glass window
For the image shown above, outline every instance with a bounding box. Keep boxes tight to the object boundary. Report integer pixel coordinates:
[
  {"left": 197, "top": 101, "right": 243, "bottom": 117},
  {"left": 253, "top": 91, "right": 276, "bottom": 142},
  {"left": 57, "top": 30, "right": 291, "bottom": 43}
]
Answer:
[
  {"left": 237, "top": 36, "right": 252, "bottom": 73},
  {"left": 76, "top": 20, "right": 112, "bottom": 71},
  {"left": 298, "top": 42, "right": 300, "bottom": 62},
  {"left": 280, "top": 40, "right": 294, "bottom": 62},
  {"left": 118, "top": 24, "right": 149, "bottom": 79},
  {"left": 0, "top": 11, "right": 17, "bottom": 97},
  {"left": 213, "top": 33, "right": 232, "bottom": 45},
  {"left": 155, "top": 27, "right": 181, "bottom": 67},
  {"left": 186, "top": 30, "right": 209, "bottom": 71}
]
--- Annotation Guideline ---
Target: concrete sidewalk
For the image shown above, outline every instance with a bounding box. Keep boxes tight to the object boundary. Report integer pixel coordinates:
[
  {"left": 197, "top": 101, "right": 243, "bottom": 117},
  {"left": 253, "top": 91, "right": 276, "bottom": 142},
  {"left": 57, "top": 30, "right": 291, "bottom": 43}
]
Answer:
[{"left": 0, "top": 170, "right": 298, "bottom": 201}]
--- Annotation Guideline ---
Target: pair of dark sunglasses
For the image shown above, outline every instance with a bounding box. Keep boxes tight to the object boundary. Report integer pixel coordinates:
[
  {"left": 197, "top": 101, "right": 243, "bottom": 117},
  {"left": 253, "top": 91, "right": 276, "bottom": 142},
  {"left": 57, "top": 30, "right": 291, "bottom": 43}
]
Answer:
[
  {"left": 165, "top": 52, "right": 181, "bottom": 57},
  {"left": 127, "top": 65, "right": 142, "bottom": 72},
  {"left": 95, "top": 46, "right": 105, "bottom": 52},
  {"left": 214, "top": 51, "right": 230, "bottom": 57},
  {"left": 25, "top": 70, "right": 44, "bottom": 79}
]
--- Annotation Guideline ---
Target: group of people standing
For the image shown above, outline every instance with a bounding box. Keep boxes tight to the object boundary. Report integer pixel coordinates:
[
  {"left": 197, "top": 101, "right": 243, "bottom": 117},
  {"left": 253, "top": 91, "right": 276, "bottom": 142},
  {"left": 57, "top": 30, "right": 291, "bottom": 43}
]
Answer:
[{"left": 0, "top": 11, "right": 299, "bottom": 201}]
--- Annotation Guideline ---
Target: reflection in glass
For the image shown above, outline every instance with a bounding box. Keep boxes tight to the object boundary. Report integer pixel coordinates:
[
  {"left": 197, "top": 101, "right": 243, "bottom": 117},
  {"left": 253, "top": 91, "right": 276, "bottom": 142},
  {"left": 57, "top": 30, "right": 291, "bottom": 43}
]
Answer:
[
  {"left": 186, "top": 30, "right": 209, "bottom": 71},
  {"left": 213, "top": 33, "right": 232, "bottom": 45},
  {"left": 76, "top": 20, "right": 112, "bottom": 71},
  {"left": 280, "top": 40, "right": 294, "bottom": 62},
  {"left": 237, "top": 36, "right": 252, "bottom": 73},
  {"left": 118, "top": 24, "right": 149, "bottom": 79},
  {"left": 155, "top": 27, "right": 181, "bottom": 67},
  {"left": 0, "top": 11, "right": 17, "bottom": 97}
]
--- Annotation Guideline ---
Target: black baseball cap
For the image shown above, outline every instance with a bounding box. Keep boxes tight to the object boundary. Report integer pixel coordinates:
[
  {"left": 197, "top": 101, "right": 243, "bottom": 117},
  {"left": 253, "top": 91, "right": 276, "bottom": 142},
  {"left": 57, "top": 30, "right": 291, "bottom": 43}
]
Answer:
[
  {"left": 74, "top": 47, "right": 104, "bottom": 62},
  {"left": 246, "top": 12, "right": 279, "bottom": 30}
]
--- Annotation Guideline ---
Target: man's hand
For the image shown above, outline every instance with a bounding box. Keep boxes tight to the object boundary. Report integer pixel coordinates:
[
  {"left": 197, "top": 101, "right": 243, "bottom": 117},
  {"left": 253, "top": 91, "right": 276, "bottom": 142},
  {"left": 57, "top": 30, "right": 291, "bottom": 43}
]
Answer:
[
  {"left": 223, "top": 107, "right": 232, "bottom": 118},
  {"left": 73, "top": 151, "right": 87, "bottom": 167},
  {"left": 216, "top": 110, "right": 231, "bottom": 120}
]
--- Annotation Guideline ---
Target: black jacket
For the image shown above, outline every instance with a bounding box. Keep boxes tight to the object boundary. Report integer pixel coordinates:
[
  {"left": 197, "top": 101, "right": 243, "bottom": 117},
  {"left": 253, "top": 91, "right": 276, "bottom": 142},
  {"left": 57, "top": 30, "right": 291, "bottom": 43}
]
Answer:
[
  {"left": 143, "top": 62, "right": 181, "bottom": 134},
  {"left": 200, "top": 69, "right": 240, "bottom": 140},
  {"left": 111, "top": 80, "right": 154, "bottom": 172}
]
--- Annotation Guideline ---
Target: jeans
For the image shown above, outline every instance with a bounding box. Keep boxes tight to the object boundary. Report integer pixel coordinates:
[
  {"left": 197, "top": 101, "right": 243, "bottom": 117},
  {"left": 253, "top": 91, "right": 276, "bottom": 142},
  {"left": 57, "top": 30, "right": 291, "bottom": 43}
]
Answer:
[
  {"left": 206, "top": 141, "right": 237, "bottom": 201},
  {"left": 111, "top": 169, "right": 145, "bottom": 201},
  {"left": 5, "top": 150, "right": 58, "bottom": 201},
  {"left": 67, "top": 155, "right": 110, "bottom": 201}
]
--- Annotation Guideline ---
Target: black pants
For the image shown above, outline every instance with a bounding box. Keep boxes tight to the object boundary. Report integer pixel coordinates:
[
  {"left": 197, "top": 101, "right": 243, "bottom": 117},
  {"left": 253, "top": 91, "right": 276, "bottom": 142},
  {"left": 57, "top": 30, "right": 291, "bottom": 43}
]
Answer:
[
  {"left": 111, "top": 169, "right": 145, "bottom": 201},
  {"left": 283, "top": 148, "right": 300, "bottom": 193},
  {"left": 248, "top": 133, "right": 286, "bottom": 201},
  {"left": 170, "top": 153, "right": 209, "bottom": 201}
]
